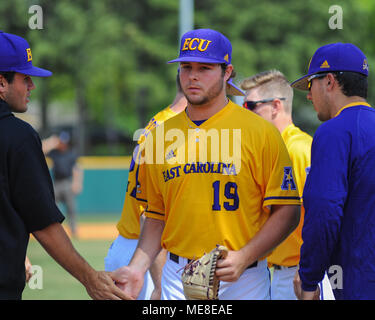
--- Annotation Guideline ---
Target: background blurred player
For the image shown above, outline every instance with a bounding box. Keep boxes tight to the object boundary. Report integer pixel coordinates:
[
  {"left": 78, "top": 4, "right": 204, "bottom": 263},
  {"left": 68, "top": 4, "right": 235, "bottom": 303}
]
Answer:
[
  {"left": 112, "top": 28, "right": 301, "bottom": 300},
  {"left": 47, "top": 131, "right": 83, "bottom": 238}
]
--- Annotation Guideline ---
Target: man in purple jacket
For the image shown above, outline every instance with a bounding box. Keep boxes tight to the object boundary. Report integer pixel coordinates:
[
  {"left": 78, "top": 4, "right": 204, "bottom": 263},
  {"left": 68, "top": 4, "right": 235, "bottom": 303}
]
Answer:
[{"left": 291, "top": 43, "right": 375, "bottom": 300}]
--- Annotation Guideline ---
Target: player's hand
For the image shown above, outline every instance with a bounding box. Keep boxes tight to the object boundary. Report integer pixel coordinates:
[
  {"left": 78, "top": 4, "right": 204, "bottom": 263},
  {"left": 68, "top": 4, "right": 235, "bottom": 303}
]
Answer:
[
  {"left": 25, "top": 256, "right": 33, "bottom": 283},
  {"left": 84, "top": 271, "right": 134, "bottom": 300},
  {"left": 111, "top": 266, "right": 144, "bottom": 300},
  {"left": 215, "top": 250, "right": 249, "bottom": 282},
  {"left": 293, "top": 270, "right": 320, "bottom": 300}
]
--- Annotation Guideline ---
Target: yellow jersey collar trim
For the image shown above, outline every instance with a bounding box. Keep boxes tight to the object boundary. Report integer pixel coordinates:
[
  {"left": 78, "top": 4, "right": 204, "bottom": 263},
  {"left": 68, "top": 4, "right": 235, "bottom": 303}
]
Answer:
[
  {"left": 334, "top": 101, "right": 371, "bottom": 118},
  {"left": 281, "top": 123, "right": 295, "bottom": 139}
]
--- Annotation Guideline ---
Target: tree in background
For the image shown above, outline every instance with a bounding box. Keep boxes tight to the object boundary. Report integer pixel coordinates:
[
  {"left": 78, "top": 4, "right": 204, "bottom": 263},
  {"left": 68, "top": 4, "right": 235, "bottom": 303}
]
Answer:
[{"left": 0, "top": 0, "right": 372, "bottom": 154}]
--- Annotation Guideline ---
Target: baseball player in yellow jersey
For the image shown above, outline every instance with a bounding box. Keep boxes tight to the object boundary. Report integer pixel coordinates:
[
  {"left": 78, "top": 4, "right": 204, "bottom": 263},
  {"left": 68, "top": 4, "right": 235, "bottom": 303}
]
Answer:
[
  {"left": 112, "top": 29, "right": 301, "bottom": 300},
  {"left": 241, "top": 70, "right": 334, "bottom": 300},
  {"left": 104, "top": 74, "right": 187, "bottom": 300}
]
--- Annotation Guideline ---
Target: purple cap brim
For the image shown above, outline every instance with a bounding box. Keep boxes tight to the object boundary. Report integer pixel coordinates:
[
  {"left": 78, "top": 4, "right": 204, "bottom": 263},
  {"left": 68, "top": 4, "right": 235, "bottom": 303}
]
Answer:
[
  {"left": 290, "top": 74, "right": 309, "bottom": 91},
  {"left": 167, "top": 56, "right": 227, "bottom": 64},
  {"left": 227, "top": 79, "right": 245, "bottom": 96},
  {"left": 15, "top": 65, "right": 52, "bottom": 77}
]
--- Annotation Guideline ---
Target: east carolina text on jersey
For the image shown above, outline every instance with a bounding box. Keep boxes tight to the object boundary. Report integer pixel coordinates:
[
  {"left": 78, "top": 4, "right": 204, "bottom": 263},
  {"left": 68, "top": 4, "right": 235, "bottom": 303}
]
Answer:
[{"left": 163, "top": 162, "right": 237, "bottom": 182}]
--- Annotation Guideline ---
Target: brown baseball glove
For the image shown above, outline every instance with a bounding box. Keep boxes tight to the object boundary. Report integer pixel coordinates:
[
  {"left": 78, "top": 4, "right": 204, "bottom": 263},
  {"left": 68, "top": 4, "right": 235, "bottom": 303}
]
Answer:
[{"left": 181, "top": 245, "right": 228, "bottom": 300}]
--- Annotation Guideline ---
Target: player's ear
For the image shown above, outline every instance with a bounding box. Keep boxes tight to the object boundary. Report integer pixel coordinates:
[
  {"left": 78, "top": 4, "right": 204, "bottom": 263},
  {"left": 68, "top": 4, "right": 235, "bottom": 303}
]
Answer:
[
  {"left": 326, "top": 73, "right": 336, "bottom": 91},
  {"left": 0, "top": 75, "right": 9, "bottom": 97},
  {"left": 272, "top": 98, "right": 282, "bottom": 116},
  {"left": 0, "top": 75, "right": 6, "bottom": 88},
  {"left": 223, "top": 64, "right": 233, "bottom": 82}
]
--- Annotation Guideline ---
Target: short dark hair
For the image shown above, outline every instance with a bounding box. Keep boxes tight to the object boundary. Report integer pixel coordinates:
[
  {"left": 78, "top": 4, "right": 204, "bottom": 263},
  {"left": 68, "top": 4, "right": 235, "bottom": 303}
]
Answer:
[
  {"left": 0, "top": 71, "right": 16, "bottom": 84},
  {"left": 334, "top": 72, "right": 368, "bottom": 99}
]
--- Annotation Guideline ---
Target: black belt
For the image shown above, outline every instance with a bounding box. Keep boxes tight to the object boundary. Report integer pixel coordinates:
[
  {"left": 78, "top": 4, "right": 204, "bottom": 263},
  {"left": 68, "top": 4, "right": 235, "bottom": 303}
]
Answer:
[
  {"left": 169, "top": 252, "right": 258, "bottom": 269},
  {"left": 273, "top": 264, "right": 297, "bottom": 270},
  {"left": 170, "top": 253, "right": 192, "bottom": 264}
]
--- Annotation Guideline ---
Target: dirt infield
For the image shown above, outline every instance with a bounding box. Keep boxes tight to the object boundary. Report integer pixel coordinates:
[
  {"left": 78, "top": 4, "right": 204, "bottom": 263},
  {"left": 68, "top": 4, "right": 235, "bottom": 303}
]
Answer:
[
  {"left": 30, "top": 223, "right": 118, "bottom": 240},
  {"left": 68, "top": 223, "right": 118, "bottom": 239}
]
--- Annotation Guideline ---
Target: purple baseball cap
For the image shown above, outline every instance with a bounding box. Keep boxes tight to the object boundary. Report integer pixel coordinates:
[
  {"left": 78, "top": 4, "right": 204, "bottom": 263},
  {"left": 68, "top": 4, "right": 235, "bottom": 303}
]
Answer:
[
  {"left": 0, "top": 31, "right": 52, "bottom": 77},
  {"left": 168, "top": 29, "right": 232, "bottom": 65},
  {"left": 291, "top": 43, "right": 368, "bottom": 90},
  {"left": 169, "top": 29, "right": 244, "bottom": 96}
]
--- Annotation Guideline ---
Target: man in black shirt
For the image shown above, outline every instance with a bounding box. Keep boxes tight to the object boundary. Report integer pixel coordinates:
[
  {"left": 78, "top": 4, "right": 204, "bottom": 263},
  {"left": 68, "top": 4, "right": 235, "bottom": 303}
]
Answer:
[{"left": 0, "top": 31, "right": 130, "bottom": 300}]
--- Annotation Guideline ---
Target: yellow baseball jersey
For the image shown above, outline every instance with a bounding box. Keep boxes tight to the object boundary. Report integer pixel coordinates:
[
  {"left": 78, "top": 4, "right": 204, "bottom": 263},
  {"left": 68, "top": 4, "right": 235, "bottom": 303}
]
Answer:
[
  {"left": 116, "top": 105, "right": 180, "bottom": 239},
  {"left": 141, "top": 100, "right": 301, "bottom": 259},
  {"left": 267, "top": 123, "right": 312, "bottom": 266}
]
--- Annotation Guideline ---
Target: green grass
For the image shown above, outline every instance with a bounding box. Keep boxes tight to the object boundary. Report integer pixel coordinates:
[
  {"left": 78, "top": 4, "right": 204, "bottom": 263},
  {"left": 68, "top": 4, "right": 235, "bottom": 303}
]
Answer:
[{"left": 23, "top": 238, "right": 113, "bottom": 300}]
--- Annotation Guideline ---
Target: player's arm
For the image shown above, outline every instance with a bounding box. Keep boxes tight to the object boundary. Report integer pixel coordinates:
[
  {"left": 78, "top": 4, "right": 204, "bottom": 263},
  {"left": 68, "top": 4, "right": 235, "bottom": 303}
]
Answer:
[
  {"left": 216, "top": 204, "right": 300, "bottom": 282},
  {"left": 299, "top": 126, "right": 348, "bottom": 296},
  {"left": 130, "top": 216, "right": 164, "bottom": 274},
  {"left": 149, "top": 249, "right": 167, "bottom": 300},
  {"left": 139, "top": 212, "right": 166, "bottom": 300},
  {"left": 243, "top": 204, "right": 300, "bottom": 260},
  {"left": 33, "top": 222, "right": 131, "bottom": 300}
]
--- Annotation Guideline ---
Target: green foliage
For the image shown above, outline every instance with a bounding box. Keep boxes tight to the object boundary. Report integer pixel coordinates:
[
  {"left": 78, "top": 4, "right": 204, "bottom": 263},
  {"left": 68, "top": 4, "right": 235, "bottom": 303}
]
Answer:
[
  {"left": 0, "top": 0, "right": 373, "bottom": 150},
  {"left": 195, "top": 0, "right": 373, "bottom": 134}
]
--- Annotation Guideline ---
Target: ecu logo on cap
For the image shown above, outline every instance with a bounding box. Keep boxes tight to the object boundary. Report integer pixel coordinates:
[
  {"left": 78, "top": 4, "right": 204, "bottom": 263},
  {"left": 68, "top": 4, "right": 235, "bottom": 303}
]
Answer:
[
  {"left": 26, "top": 48, "right": 32, "bottom": 62},
  {"left": 182, "top": 38, "right": 212, "bottom": 52}
]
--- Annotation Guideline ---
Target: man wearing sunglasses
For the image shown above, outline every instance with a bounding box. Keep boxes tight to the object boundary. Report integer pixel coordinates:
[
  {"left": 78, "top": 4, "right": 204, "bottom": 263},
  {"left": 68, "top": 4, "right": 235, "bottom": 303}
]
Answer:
[
  {"left": 291, "top": 43, "right": 375, "bottom": 300},
  {"left": 240, "top": 70, "right": 318, "bottom": 300}
]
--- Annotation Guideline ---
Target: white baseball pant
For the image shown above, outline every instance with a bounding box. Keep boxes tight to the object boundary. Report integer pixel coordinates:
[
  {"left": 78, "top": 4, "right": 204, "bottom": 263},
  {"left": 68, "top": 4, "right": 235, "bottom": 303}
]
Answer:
[
  {"left": 161, "top": 252, "right": 271, "bottom": 300},
  {"left": 271, "top": 265, "right": 299, "bottom": 300},
  {"left": 271, "top": 265, "right": 335, "bottom": 300}
]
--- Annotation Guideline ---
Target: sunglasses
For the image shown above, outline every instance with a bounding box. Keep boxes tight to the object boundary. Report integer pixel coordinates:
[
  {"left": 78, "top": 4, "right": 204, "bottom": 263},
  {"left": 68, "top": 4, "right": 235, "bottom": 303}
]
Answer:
[
  {"left": 307, "top": 71, "right": 344, "bottom": 90},
  {"left": 307, "top": 73, "right": 329, "bottom": 90},
  {"left": 243, "top": 97, "right": 286, "bottom": 110}
]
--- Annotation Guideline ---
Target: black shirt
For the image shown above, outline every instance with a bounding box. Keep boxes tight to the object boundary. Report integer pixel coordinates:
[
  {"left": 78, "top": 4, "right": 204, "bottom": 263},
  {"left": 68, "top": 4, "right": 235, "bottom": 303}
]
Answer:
[
  {"left": 48, "top": 149, "right": 77, "bottom": 181},
  {"left": 0, "top": 99, "right": 64, "bottom": 299}
]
